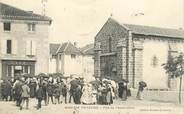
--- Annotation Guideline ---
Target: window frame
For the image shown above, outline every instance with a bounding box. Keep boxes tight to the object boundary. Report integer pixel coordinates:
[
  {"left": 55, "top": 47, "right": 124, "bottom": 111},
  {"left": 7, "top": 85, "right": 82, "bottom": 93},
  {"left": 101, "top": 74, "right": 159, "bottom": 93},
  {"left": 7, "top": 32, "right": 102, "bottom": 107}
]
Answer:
[
  {"left": 4, "top": 22, "right": 11, "bottom": 31},
  {"left": 28, "top": 23, "right": 36, "bottom": 32},
  {"left": 71, "top": 54, "right": 76, "bottom": 59},
  {"left": 6, "top": 40, "right": 12, "bottom": 54}
]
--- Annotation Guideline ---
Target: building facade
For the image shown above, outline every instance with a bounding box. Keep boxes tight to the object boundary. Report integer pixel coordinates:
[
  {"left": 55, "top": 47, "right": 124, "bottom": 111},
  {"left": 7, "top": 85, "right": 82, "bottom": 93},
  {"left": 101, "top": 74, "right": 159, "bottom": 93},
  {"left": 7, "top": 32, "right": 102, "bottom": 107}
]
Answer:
[
  {"left": 94, "top": 18, "right": 184, "bottom": 90},
  {"left": 0, "top": 3, "right": 52, "bottom": 79},
  {"left": 80, "top": 44, "right": 94, "bottom": 80},
  {"left": 50, "top": 43, "right": 95, "bottom": 80},
  {"left": 49, "top": 42, "right": 83, "bottom": 77}
]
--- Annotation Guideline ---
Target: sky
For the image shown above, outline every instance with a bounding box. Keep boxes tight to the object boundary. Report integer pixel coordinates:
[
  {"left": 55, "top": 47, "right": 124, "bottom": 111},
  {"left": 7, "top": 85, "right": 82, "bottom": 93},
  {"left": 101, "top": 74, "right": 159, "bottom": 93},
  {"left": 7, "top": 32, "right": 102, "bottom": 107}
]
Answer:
[{"left": 0, "top": 0, "right": 183, "bottom": 47}]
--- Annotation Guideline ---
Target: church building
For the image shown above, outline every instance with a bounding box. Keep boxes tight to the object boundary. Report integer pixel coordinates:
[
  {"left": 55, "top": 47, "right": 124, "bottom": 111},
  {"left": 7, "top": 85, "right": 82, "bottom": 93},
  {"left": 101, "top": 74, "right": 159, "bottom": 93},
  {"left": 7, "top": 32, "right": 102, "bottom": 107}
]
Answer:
[{"left": 94, "top": 18, "right": 184, "bottom": 90}]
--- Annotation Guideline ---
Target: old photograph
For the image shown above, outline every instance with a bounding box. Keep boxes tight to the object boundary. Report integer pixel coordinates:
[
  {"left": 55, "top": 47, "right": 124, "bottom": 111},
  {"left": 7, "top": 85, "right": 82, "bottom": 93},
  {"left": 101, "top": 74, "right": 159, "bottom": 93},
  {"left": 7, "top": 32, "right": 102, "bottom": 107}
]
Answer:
[{"left": 0, "top": 0, "right": 183, "bottom": 114}]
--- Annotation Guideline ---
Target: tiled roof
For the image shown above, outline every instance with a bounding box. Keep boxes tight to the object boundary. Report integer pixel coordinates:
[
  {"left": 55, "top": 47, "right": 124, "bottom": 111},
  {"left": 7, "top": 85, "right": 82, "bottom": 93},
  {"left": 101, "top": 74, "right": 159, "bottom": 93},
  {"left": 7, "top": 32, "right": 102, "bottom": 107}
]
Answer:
[
  {"left": 57, "top": 43, "right": 68, "bottom": 53},
  {"left": 50, "top": 42, "right": 83, "bottom": 55},
  {"left": 109, "top": 18, "right": 184, "bottom": 39},
  {"left": 0, "top": 2, "right": 52, "bottom": 21},
  {"left": 59, "top": 42, "right": 83, "bottom": 55},
  {"left": 50, "top": 44, "right": 60, "bottom": 55},
  {"left": 124, "top": 24, "right": 184, "bottom": 38},
  {"left": 80, "top": 44, "right": 94, "bottom": 55}
]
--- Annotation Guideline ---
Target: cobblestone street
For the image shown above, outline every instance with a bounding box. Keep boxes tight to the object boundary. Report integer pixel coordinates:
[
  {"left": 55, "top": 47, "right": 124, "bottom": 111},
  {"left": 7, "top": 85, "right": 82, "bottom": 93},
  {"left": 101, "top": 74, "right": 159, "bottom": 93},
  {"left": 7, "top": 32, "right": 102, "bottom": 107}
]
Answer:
[{"left": 0, "top": 97, "right": 183, "bottom": 114}]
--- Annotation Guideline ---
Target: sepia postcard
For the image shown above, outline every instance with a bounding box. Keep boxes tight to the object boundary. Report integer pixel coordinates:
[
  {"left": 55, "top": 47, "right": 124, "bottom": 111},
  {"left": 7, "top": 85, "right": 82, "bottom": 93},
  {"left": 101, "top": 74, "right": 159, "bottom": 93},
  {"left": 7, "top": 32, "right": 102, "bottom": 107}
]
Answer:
[{"left": 0, "top": 0, "right": 183, "bottom": 114}]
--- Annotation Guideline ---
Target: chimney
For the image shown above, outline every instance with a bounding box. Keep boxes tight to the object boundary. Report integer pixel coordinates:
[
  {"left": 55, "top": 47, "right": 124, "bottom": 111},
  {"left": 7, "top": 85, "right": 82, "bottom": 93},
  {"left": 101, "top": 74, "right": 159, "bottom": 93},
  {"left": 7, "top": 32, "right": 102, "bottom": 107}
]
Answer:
[{"left": 74, "top": 42, "right": 78, "bottom": 48}]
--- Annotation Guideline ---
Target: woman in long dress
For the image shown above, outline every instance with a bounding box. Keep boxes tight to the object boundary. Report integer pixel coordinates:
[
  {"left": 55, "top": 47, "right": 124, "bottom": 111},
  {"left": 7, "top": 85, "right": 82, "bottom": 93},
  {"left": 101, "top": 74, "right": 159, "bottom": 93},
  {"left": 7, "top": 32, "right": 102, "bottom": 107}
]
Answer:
[
  {"left": 136, "top": 81, "right": 147, "bottom": 100},
  {"left": 101, "top": 84, "right": 107, "bottom": 105},
  {"left": 97, "top": 84, "right": 103, "bottom": 105},
  {"left": 106, "top": 84, "right": 113, "bottom": 105},
  {"left": 81, "top": 84, "right": 93, "bottom": 104},
  {"left": 91, "top": 85, "right": 97, "bottom": 104}
]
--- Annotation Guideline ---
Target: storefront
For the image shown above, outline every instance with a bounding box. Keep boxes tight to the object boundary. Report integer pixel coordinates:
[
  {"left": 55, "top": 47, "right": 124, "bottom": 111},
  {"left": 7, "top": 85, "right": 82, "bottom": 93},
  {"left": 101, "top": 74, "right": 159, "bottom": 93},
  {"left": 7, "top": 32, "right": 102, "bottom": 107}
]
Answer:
[{"left": 1, "top": 60, "right": 35, "bottom": 79}]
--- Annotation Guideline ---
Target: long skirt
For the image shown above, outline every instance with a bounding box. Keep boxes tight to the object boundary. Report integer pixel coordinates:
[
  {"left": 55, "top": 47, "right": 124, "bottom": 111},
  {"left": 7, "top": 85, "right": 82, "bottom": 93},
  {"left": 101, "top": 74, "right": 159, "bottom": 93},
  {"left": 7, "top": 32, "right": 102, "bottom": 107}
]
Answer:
[
  {"left": 106, "top": 91, "right": 111, "bottom": 104},
  {"left": 136, "top": 90, "right": 143, "bottom": 100},
  {"left": 122, "top": 90, "right": 127, "bottom": 101},
  {"left": 101, "top": 93, "right": 107, "bottom": 105},
  {"left": 97, "top": 95, "right": 103, "bottom": 104}
]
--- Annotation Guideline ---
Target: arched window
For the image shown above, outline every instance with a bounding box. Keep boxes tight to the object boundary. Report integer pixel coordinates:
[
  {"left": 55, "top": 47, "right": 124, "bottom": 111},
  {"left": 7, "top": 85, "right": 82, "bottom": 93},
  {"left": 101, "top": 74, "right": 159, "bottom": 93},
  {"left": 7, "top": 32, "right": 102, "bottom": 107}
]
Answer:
[{"left": 151, "top": 55, "right": 158, "bottom": 67}]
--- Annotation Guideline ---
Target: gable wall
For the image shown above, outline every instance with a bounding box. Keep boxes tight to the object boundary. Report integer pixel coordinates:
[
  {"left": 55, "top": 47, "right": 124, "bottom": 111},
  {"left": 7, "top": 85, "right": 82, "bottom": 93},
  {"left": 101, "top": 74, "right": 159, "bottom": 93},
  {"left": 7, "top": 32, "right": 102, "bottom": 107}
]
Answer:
[{"left": 94, "top": 19, "right": 129, "bottom": 79}]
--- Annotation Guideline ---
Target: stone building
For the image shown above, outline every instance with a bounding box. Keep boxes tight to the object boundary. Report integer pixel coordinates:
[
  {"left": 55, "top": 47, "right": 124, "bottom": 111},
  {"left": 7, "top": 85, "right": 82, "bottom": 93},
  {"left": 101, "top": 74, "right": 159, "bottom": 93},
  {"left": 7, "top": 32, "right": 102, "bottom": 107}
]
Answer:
[
  {"left": 94, "top": 18, "right": 184, "bottom": 90},
  {"left": 0, "top": 2, "right": 52, "bottom": 79}
]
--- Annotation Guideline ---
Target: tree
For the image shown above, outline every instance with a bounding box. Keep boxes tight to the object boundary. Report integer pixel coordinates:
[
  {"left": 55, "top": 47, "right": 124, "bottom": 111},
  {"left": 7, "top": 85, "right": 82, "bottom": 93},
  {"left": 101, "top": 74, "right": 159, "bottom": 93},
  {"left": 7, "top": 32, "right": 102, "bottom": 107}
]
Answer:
[{"left": 162, "top": 53, "right": 184, "bottom": 104}]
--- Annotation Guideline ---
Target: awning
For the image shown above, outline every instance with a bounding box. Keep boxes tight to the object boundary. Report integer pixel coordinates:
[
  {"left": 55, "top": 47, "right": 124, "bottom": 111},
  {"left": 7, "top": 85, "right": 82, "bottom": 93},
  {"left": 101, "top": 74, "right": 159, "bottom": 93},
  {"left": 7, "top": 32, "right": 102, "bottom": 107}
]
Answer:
[{"left": 0, "top": 56, "right": 36, "bottom": 61}]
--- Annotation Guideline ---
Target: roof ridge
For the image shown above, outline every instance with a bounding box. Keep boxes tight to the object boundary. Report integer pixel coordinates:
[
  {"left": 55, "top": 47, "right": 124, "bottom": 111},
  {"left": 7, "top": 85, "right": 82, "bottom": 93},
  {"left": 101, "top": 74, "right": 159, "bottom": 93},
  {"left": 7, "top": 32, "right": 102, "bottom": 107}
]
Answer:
[
  {"left": 67, "top": 42, "right": 83, "bottom": 54},
  {"left": 96, "top": 17, "right": 184, "bottom": 40},
  {"left": 82, "top": 46, "right": 94, "bottom": 53},
  {"left": 108, "top": 18, "right": 130, "bottom": 31},
  {"left": 124, "top": 23, "right": 183, "bottom": 31},
  {"left": 109, "top": 17, "right": 184, "bottom": 32},
  {"left": 0, "top": 2, "right": 52, "bottom": 21}
]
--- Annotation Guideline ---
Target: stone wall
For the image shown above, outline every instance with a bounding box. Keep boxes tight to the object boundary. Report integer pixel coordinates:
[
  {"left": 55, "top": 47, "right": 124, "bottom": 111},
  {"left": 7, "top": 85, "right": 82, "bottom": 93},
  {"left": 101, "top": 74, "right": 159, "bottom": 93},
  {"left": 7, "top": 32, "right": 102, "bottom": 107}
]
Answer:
[
  {"left": 94, "top": 49, "right": 101, "bottom": 78},
  {"left": 117, "top": 45, "right": 127, "bottom": 80},
  {"left": 132, "top": 38, "right": 143, "bottom": 88},
  {"left": 94, "top": 18, "right": 129, "bottom": 79},
  {"left": 94, "top": 18, "right": 184, "bottom": 90}
]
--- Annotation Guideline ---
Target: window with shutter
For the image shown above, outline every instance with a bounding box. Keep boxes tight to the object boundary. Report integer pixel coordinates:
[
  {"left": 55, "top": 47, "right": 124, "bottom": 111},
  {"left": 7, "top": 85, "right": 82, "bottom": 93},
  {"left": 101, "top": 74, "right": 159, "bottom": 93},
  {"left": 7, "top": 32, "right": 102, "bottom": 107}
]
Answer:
[
  {"left": 31, "top": 41, "right": 36, "bottom": 55},
  {"left": 1, "top": 39, "right": 6, "bottom": 54},
  {"left": 26, "top": 40, "right": 36, "bottom": 56},
  {"left": 28, "top": 24, "right": 36, "bottom": 32},
  {"left": 12, "top": 40, "right": 17, "bottom": 55},
  {"left": 7, "top": 40, "right": 12, "bottom": 54},
  {"left": 26, "top": 40, "right": 31, "bottom": 55}
]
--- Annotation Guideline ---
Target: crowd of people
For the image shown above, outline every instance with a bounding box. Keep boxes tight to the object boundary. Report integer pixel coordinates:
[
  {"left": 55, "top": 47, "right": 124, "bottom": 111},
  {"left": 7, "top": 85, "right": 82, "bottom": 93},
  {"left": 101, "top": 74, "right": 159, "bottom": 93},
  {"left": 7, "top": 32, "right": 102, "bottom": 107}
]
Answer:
[{"left": 0, "top": 73, "right": 147, "bottom": 110}]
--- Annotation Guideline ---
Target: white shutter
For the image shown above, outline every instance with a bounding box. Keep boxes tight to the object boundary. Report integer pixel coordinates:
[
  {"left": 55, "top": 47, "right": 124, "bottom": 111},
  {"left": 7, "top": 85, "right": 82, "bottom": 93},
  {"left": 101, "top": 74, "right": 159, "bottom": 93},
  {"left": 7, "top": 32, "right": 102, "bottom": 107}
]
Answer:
[
  {"left": 26, "top": 40, "right": 31, "bottom": 55},
  {"left": 1, "top": 39, "right": 7, "bottom": 54},
  {"left": 32, "top": 40, "right": 36, "bottom": 55},
  {"left": 12, "top": 40, "right": 17, "bottom": 54}
]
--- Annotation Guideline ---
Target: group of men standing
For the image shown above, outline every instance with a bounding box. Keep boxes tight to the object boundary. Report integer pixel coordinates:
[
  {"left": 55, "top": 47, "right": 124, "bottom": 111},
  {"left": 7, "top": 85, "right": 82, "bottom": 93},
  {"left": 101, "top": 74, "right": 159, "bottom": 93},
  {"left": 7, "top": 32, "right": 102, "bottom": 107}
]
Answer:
[
  {"left": 0, "top": 75, "right": 147, "bottom": 110},
  {"left": 0, "top": 76, "right": 68, "bottom": 110}
]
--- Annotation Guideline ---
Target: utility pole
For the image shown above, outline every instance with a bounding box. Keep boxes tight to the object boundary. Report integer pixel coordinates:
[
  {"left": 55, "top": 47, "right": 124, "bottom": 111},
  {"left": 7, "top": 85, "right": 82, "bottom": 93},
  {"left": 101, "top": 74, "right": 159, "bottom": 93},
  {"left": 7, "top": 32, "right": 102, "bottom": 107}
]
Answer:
[{"left": 41, "top": 0, "right": 48, "bottom": 16}]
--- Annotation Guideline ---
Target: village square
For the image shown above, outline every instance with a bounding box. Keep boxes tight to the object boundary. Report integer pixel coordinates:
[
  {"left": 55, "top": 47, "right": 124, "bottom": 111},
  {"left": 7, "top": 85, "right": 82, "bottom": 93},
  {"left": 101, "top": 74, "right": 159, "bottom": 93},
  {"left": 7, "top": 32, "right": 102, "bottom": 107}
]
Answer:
[{"left": 0, "top": 0, "right": 184, "bottom": 114}]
